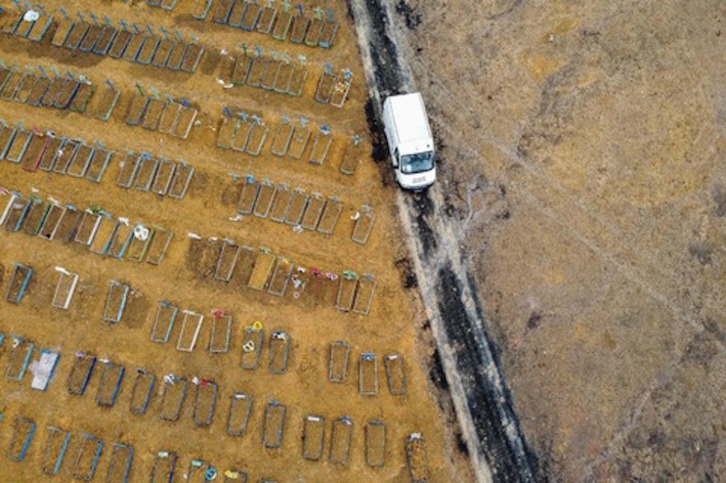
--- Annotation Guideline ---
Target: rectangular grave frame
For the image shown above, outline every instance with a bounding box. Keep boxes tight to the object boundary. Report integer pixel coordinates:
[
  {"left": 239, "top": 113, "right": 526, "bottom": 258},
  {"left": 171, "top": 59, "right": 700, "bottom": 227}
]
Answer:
[
  {"left": 304, "top": 17, "right": 324, "bottom": 47},
  {"left": 5, "top": 336, "right": 34, "bottom": 380},
  {"left": 227, "top": 392, "right": 252, "bottom": 436},
  {"left": 142, "top": 98, "right": 167, "bottom": 131},
  {"left": 335, "top": 277, "right": 358, "bottom": 312},
  {"left": 150, "top": 157, "right": 176, "bottom": 196},
  {"left": 5, "top": 128, "right": 32, "bottom": 163},
  {"left": 6, "top": 263, "right": 32, "bottom": 304},
  {"left": 3, "top": 195, "right": 30, "bottom": 232},
  {"left": 151, "top": 300, "right": 177, "bottom": 343},
  {"left": 268, "top": 184, "right": 291, "bottom": 222},
  {"left": 168, "top": 162, "right": 194, "bottom": 198},
  {"left": 309, "top": 131, "right": 333, "bottom": 165},
  {"left": 37, "top": 203, "right": 65, "bottom": 241},
  {"left": 240, "top": 327, "right": 263, "bottom": 370},
  {"left": 267, "top": 257, "right": 292, "bottom": 297},
  {"left": 353, "top": 274, "right": 376, "bottom": 315},
  {"left": 52, "top": 268, "right": 79, "bottom": 310},
  {"left": 7, "top": 416, "right": 36, "bottom": 461},
  {"left": 215, "top": 240, "right": 240, "bottom": 282},
  {"left": 302, "top": 415, "right": 325, "bottom": 461},
  {"left": 319, "top": 21, "right": 339, "bottom": 48},
  {"left": 66, "top": 143, "right": 96, "bottom": 177},
  {"left": 88, "top": 214, "right": 118, "bottom": 256},
  {"left": 106, "top": 442, "right": 134, "bottom": 483},
  {"left": 145, "top": 225, "right": 173, "bottom": 265},
  {"left": 52, "top": 138, "right": 81, "bottom": 174},
  {"left": 126, "top": 95, "right": 151, "bottom": 126},
  {"left": 365, "top": 420, "right": 386, "bottom": 467},
  {"left": 352, "top": 208, "right": 376, "bottom": 244},
  {"left": 248, "top": 250, "right": 275, "bottom": 290},
  {"left": 283, "top": 188, "right": 308, "bottom": 226},
  {"left": 256, "top": 6, "right": 276, "bottom": 33},
  {"left": 42, "top": 426, "right": 71, "bottom": 475},
  {"left": 287, "top": 126, "right": 310, "bottom": 159},
  {"left": 329, "top": 416, "right": 353, "bottom": 464},
  {"left": 176, "top": 310, "right": 204, "bottom": 352},
  {"left": 210, "top": 313, "right": 232, "bottom": 353},
  {"left": 262, "top": 401, "right": 286, "bottom": 449},
  {"left": 151, "top": 451, "right": 177, "bottom": 482},
  {"left": 125, "top": 225, "right": 154, "bottom": 262},
  {"left": 252, "top": 180, "right": 275, "bottom": 218},
  {"left": 130, "top": 369, "right": 156, "bottom": 415},
  {"left": 317, "top": 197, "right": 343, "bottom": 235},
  {"left": 102, "top": 280, "right": 130, "bottom": 324},
  {"left": 96, "top": 360, "right": 125, "bottom": 407},
  {"left": 328, "top": 340, "right": 350, "bottom": 383},
  {"left": 159, "top": 376, "right": 187, "bottom": 421},
  {"left": 86, "top": 148, "right": 112, "bottom": 182},
  {"left": 94, "top": 85, "right": 120, "bottom": 121},
  {"left": 359, "top": 352, "right": 378, "bottom": 396},
  {"left": 300, "top": 193, "right": 324, "bottom": 230},
  {"left": 68, "top": 353, "right": 96, "bottom": 396},
  {"left": 71, "top": 433, "right": 103, "bottom": 481},
  {"left": 193, "top": 379, "right": 218, "bottom": 427},
  {"left": 268, "top": 331, "right": 290, "bottom": 374},
  {"left": 384, "top": 353, "right": 406, "bottom": 396},
  {"left": 107, "top": 221, "right": 133, "bottom": 259},
  {"left": 271, "top": 10, "right": 292, "bottom": 40},
  {"left": 237, "top": 176, "right": 260, "bottom": 214},
  {"left": 20, "top": 198, "right": 48, "bottom": 235},
  {"left": 270, "top": 121, "right": 293, "bottom": 156},
  {"left": 246, "top": 123, "right": 267, "bottom": 156},
  {"left": 93, "top": 26, "right": 118, "bottom": 55},
  {"left": 132, "top": 154, "right": 159, "bottom": 191}
]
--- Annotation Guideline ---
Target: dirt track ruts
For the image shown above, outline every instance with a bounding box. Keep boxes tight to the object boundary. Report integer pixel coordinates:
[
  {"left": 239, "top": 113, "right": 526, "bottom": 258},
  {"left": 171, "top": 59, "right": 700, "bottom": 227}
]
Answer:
[{"left": 345, "top": 0, "right": 542, "bottom": 481}]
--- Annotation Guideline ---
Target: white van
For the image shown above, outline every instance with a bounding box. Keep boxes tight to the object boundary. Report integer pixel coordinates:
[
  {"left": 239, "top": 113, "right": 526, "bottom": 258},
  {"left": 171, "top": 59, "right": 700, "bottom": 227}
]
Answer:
[{"left": 382, "top": 92, "right": 436, "bottom": 190}]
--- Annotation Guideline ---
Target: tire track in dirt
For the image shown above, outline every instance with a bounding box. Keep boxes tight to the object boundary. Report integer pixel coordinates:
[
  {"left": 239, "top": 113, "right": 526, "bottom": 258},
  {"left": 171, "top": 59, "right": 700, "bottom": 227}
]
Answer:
[{"left": 345, "top": 0, "right": 541, "bottom": 481}]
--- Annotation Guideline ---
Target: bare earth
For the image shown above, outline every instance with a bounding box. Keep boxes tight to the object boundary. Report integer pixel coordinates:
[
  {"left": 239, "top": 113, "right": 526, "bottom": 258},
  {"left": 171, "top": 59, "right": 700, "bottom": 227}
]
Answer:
[
  {"left": 394, "top": 0, "right": 726, "bottom": 480},
  {"left": 0, "top": 1, "right": 473, "bottom": 481}
]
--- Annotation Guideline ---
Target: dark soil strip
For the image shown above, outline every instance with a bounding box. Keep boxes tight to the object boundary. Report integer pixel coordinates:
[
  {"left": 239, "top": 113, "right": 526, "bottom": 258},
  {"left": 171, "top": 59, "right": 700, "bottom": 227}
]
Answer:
[{"left": 347, "top": 0, "right": 543, "bottom": 480}]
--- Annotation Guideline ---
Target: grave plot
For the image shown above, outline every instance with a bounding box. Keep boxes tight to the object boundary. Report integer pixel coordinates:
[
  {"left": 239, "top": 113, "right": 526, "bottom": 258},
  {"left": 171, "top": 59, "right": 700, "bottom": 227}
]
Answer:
[
  {"left": 214, "top": 240, "right": 241, "bottom": 282},
  {"left": 308, "top": 129, "right": 333, "bottom": 165},
  {"left": 248, "top": 249, "right": 275, "bottom": 290},
  {"left": 5, "top": 335, "right": 34, "bottom": 380},
  {"left": 107, "top": 221, "right": 134, "bottom": 259},
  {"left": 137, "top": 35, "right": 161, "bottom": 65},
  {"left": 299, "top": 194, "right": 324, "bottom": 231},
  {"left": 240, "top": 326, "right": 263, "bottom": 370},
  {"left": 151, "top": 451, "right": 178, "bottom": 482},
  {"left": 365, "top": 420, "right": 386, "bottom": 467},
  {"left": 151, "top": 38, "right": 175, "bottom": 67},
  {"left": 328, "top": 340, "right": 350, "bottom": 383},
  {"left": 271, "top": 10, "right": 293, "bottom": 41},
  {"left": 106, "top": 443, "right": 134, "bottom": 483},
  {"left": 231, "top": 55, "right": 252, "bottom": 85},
  {"left": 66, "top": 142, "right": 96, "bottom": 178},
  {"left": 180, "top": 43, "right": 205, "bottom": 73},
  {"left": 302, "top": 415, "right": 325, "bottom": 461},
  {"left": 353, "top": 274, "right": 377, "bottom": 315},
  {"left": 26, "top": 77, "right": 53, "bottom": 108},
  {"left": 151, "top": 158, "right": 176, "bottom": 195},
  {"left": 125, "top": 224, "right": 154, "bottom": 261},
  {"left": 3, "top": 194, "right": 31, "bottom": 232},
  {"left": 209, "top": 312, "right": 232, "bottom": 353},
  {"left": 160, "top": 376, "right": 188, "bottom": 421},
  {"left": 352, "top": 206, "right": 376, "bottom": 244},
  {"left": 4, "top": 127, "right": 32, "bottom": 162},
  {"left": 168, "top": 162, "right": 194, "bottom": 198},
  {"left": 262, "top": 400, "right": 286, "bottom": 449},
  {"left": 268, "top": 184, "right": 292, "bottom": 222},
  {"left": 193, "top": 378, "right": 218, "bottom": 426},
  {"left": 126, "top": 94, "right": 151, "bottom": 126},
  {"left": 268, "top": 331, "right": 290, "bottom": 374},
  {"left": 267, "top": 257, "right": 292, "bottom": 296},
  {"left": 6, "top": 263, "right": 33, "bottom": 304},
  {"left": 270, "top": 119, "right": 293, "bottom": 156},
  {"left": 317, "top": 196, "right": 343, "bottom": 235},
  {"left": 87, "top": 213, "right": 118, "bottom": 254},
  {"left": 37, "top": 203, "right": 65, "bottom": 241},
  {"left": 19, "top": 131, "right": 49, "bottom": 171},
  {"left": 287, "top": 124, "right": 310, "bottom": 159},
  {"left": 96, "top": 360, "right": 126, "bottom": 407},
  {"left": 68, "top": 353, "right": 96, "bottom": 396},
  {"left": 384, "top": 353, "right": 406, "bottom": 396},
  {"left": 122, "top": 33, "right": 146, "bottom": 62},
  {"left": 52, "top": 205, "right": 83, "bottom": 243},
  {"left": 406, "top": 433, "right": 428, "bottom": 482},
  {"left": 177, "top": 310, "right": 204, "bottom": 352},
  {"left": 359, "top": 353, "right": 378, "bottom": 396},
  {"left": 52, "top": 139, "right": 80, "bottom": 174},
  {"left": 36, "top": 135, "right": 62, "bottom": 171},
  {"left": 94, "top": 84, "right": 120, "bottom": 121},
  {"left": 151, "top": 300, "right": 178, "bottom": 343},
  {"left": 51, "top": 267, "right": 79, "bottom": 310},
  {"left": 142, "top": 98, "right": 167, "bottom": 131},
  {"left": 7, "top": 416, "right": 36, "bottom": 461},
  {"left": 329, "top": 416, "right": 353, "bottom": 464},
  {"left": 102, "top": 280, "right": 131, "bottom": 323},
  {"left": 0, "top": 122, "right": 17, "bottom": 159},
  {"left": 335, "top": 271, "right": 358, "bottom": 312},
  {"left": 145, "top": 226, "right": 173, "bottom": 265},
  {"left": 20, "top": 198, "right": 47, "bottom": 236},
  {"left": 31, "top": 349, "right": 61, "bottom": 391},
  {"left": 165, "top": 41, "right": 188, "bottom": 70},
  {"left": 236, "top": 175, "right": 260, "bottom": 214},
  {"left": 289, "top": 14, "right": 310, "bottom": 44},
  {"left": 284, "top": 188, "right": 308, "bottom": 226},
  {"left": 227, "top": 392, "right": 253, "bottom": 436},
  {"left": 71, "top": 433, "right": 104, "bottom": 481},
  {"left": 130, "top": 369, "right": 156, "bottom": 415},
  {"left": 227, "top": 0, "right": 247, "bottom": 28},
  {"left": 256, "top": 5, "right": 277, "bottom": 34},
  {"left": 42, "top": 426, "right": 71, "bottom": 475}
]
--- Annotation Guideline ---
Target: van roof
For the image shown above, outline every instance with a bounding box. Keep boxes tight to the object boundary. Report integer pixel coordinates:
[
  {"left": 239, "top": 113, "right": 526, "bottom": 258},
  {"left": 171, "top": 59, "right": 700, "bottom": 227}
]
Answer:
[{"left": 386, "top": 93, "right": 432, "bottom": 145}]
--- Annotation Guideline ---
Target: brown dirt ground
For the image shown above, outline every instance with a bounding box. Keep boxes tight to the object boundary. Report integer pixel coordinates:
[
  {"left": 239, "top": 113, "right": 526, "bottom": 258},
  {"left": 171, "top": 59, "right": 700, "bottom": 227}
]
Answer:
[
  {"left": 0, "top": 1, "right": 472, "bottom": 481},
  {"left": 394, "top": 0, "right": 726, "bottom": 480}
]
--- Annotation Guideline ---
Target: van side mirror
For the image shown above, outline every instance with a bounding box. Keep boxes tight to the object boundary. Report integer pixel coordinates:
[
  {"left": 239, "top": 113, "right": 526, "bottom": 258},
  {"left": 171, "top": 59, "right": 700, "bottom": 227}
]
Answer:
[{"left": 392, "top": 149, "right": 399, "bottom": 168}]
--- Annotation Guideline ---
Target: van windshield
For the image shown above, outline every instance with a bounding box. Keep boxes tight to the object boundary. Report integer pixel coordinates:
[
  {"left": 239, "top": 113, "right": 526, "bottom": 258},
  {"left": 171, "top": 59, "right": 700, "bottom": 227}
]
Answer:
[{"left": 401, "top": 152, "right": 434, "bottom": 174}]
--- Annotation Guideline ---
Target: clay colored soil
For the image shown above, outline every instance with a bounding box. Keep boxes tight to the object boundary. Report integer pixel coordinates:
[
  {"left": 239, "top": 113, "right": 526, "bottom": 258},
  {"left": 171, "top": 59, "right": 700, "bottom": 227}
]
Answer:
[{"left": 0, "top": 1, "right": 471, "bottom": 481}]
